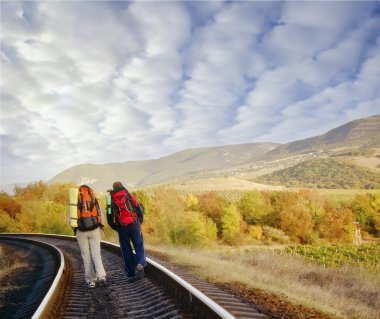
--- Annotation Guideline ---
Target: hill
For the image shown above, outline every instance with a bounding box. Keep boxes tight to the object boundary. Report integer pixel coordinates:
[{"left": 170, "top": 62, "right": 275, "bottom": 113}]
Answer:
[
  {"left": 49, "top": 143, "right": 278, "bottom": 192},
  {"left": 49, "top": 114, "right": 380, "bottom": 192},
  {"left": 255, "top": 158, "right": 380, "bottom": 189},
  {"left": 266, "top": 114, "right": 380, "bottom": 158}
]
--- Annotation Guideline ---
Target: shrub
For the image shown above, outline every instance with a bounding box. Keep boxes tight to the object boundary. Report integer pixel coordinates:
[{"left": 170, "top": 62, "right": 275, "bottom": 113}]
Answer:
[
  {"left": 279, "top": 203, "right": 315, "bottom": 244},
  {"left": 237, "top": 191, "right": 269, "bottom": 225},
  {"left": 262, "top": 226, "right": 290, "bottom": 244},
  {"left": 0, "top": 192, "right": 21, "bottom": 219},
  {"left": 168, "top": 211, "right": 217, "bottom": 247},
  {"left": 197, "top": 191, "right": 228, "bottom": 235},
  {"left": 319, "top": 203, "right": 355, "bottom": 243},
  {"left": 221, "top": 204, "right": 242, "bottom": 245}
]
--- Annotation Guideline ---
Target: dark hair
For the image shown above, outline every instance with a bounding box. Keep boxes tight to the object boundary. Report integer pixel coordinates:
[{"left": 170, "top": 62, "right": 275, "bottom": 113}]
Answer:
[{"left": 112, "top": 181, "right": 123, "bottom": 190}]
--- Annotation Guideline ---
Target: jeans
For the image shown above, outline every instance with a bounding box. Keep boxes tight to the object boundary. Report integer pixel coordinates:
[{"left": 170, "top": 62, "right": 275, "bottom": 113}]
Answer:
[
  {"left": 76, "top": 228, "right": 106, "bottom": 283},
  {"left": 117, "top": 222, "right": 146, "bottom": 277}
]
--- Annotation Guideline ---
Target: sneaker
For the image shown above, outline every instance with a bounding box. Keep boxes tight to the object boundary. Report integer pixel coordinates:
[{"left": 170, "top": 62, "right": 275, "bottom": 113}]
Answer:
[
  {"left": 87, "top": 281, "right": 96, "bottom": 289},
  {"left": 97, "top": 276, "right": 107, "bottom": 287},
  {"left": 136, "top": 264, "right": 144, "bottom": 272}
]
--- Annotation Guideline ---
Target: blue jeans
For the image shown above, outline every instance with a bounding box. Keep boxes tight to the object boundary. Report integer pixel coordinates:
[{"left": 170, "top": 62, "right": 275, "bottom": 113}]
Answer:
[{"left": 117, "top": 222, "right": 146, "bottom": 277}]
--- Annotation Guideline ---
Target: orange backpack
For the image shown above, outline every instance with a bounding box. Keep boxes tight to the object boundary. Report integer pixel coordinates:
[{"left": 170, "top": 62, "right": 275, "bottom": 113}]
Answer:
[{"left": 77, "top": 185, "right": 101, "bottom": 231}]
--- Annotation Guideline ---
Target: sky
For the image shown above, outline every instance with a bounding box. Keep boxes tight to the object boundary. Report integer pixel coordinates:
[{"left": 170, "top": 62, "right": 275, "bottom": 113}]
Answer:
[{"left": 1, "top": 1, "right": 380, "bottom": 185}]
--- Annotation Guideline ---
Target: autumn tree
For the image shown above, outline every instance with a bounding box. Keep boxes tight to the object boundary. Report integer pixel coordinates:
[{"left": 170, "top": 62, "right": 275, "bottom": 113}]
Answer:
[
  {"left": 14, "top": 181, "right": 48, "bottom": 200},
  {"left": 221, "top": 204, "right": 242, "bottom": 245},
  {"left": 0, "top": 192, "right": 21, "bottom": 219},
  {"left": 278, "top": 203, "right": 315, "bottom": 244},
  {"left": 143, "top": 188, "right": 187, "bottom": 244},
  {"left": 197, "top": 191, "right": 227, "bottom": 235},
  {"left": 350, "top": 194, "right": 379, "bottom": 236},
  {"left": 184, "top": 193, "right": 198, "bottom": 211},
  {"left": 237, "top": 191, "right": 269, "bottom": 225},
  {"left": 319, "top": 202, "right": 355, "bottom": 243}
]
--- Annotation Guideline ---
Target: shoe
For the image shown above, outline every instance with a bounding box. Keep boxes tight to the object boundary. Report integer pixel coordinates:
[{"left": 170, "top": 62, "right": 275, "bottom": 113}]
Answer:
[
  {"left": 87, "top": 281, "right": 96, "bottom": 289},
  {"left": 136, "top": 264, "right": 144, "bottom": 272},
  {"left": 97, "top": 276, "right": 107, "bottom": 287}
]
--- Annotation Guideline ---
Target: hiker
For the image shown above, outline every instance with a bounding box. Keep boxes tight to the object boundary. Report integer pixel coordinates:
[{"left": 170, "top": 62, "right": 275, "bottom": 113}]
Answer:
[
  {"left": 71, "top": 185, "right": 107, "bottom": 288},
  {"left": 106, "top": 181, "right": 146, "bottom": 282}
]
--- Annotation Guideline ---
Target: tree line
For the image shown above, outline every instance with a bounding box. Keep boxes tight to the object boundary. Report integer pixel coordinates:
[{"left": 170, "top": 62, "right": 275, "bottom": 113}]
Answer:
[{"left": 1, "top": 181, "right": 379, "bottom": 246}]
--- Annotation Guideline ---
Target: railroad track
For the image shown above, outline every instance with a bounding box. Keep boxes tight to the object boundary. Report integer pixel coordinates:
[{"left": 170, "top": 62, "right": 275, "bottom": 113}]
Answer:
[{"left": 0, "top": 234, "right": 269, "bottom": 319}]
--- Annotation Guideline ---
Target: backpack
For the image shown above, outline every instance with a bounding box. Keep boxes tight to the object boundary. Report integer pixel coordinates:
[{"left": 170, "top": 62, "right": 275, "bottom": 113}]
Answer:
[
  {"left": 111, "top": 188, "right": 138, "bottom": 227},
  {"left": 77, "top": 185, "right": 101, "bottom": 231}
]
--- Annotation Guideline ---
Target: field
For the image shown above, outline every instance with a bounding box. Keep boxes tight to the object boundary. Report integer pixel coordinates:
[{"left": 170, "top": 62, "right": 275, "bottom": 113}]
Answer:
[
  {"left": 285, "top": 243, "right": 380, "bottom": 271},
  {"left": 143, "top": 180, "right": 379, "bottom": 203},
  {"left": 145, "top": 242, "right": 380, "bottom": 319}
]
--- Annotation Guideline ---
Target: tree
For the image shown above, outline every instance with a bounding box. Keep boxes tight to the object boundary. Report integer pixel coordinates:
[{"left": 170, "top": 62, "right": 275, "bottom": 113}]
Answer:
[
  {"left": 14, "top": 181, "right": 47, "bottom": 200},
  {"left": 319, "top": 203, "right": 355, "bottom": 243},
  {"left": 237, "top": 191, "right": 269, "bottom": 225},
  {"left": 197, "top": 192, "right": 227, "bottom": 235},
  {"left": 168, "top": 211, "right": 217, "bottom": 247},
  {"left": 185, "top": 193, "right": 198, "bottom": 211},
  {"left": 221, "top": 204, "right": 242, "bottom": 245},
  {"left": 279, "top": 203, "right": 315, "bottom": 244},
  {"left": 0, "top": 192, "right": 21, "bottom": 219},
  {"left": 350, "top": 195, "right": 378, "bottom": 236}
]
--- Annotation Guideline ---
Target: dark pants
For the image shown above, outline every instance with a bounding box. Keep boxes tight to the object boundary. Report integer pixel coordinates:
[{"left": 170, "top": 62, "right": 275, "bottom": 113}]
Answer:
[{"left": 117, "top": 222, "right": 146, "bottom": 277}]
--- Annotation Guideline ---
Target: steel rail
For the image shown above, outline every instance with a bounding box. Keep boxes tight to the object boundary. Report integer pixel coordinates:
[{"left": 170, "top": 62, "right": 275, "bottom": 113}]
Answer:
[
  {"left": 0, "top": 235, "right": 66, "bottom": 319},
  {"left": 148, "top": 258, "right": 236, "bottom": 319},
  {"left": 31, "top": 239, "right": 65, "bottom": 319},
  {"left": 0, "top": 233, "right": 265, "bottom": 319}
]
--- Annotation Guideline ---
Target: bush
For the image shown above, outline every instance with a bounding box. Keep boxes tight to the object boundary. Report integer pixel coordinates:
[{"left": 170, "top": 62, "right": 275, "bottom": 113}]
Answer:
[
  {"left": 237, "top": 191, "right": 269, "bottom": 225},
  {"left": 197, "top": 192, "right": 228, "bottom": 235},
  {"left": 168, "top": 211, "right": 217, "bottom": 247},
  {"left": 262, "top": 226, "right": 290, "bottom": 244},
  {"left": 319, "top": 203, "right": 355, "bottom": 243},
  {"left": 0, "top": 192, "right": 21, "bottom": 219},
  {"left": 221, "top": 204, "right": 242, "bottom": 245}
]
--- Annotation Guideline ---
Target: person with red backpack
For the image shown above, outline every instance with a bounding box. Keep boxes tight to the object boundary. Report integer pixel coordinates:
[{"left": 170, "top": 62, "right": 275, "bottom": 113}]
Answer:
[
  {"left": 107, "top": 181, "right": 146, "bottom": 282},
  {"left": 72, "top": 185, "right": 107, "bottom": 288}
]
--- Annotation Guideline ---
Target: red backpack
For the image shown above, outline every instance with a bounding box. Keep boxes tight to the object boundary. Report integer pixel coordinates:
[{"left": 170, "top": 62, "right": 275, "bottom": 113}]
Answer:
[
  {"left": 111, "top": 189, "right": 138, "bottom": 227},
  {"left": 77, "top": 185, "right": 101, "bottom": 231}
]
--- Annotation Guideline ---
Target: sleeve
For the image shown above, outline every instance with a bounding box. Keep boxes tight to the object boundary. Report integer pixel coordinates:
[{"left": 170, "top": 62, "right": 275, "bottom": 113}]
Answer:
[
  {"left": 107, "top": 203, "right": 119, "bottom": 231},
  {"left": 131, "top": 195, "right": 144, "bottom": 224},
  {"left": 95, "top": 200, "right": 105, "bottom": 226}
]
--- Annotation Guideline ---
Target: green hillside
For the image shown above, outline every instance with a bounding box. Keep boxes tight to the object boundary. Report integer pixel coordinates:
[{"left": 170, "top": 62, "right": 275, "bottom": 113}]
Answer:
[{"left": 255, "top": 158, "right": 380, "bottom": 189}]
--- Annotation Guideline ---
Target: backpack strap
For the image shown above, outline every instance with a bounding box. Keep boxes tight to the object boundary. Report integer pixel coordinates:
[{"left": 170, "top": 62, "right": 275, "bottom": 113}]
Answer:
[{"left": 125, "top": 190, "right": 139, "bottom": 223}]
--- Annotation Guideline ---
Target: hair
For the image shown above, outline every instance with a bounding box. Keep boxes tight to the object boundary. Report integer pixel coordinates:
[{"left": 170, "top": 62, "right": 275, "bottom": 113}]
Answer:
[{"left": 112, "top": 181, "right": 123, "bottom": 190}]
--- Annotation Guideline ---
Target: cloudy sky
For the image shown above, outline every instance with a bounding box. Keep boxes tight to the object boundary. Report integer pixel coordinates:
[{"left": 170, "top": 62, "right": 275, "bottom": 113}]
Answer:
[{"left": 1, "top": 1, "right": 380, "bottom": 185}]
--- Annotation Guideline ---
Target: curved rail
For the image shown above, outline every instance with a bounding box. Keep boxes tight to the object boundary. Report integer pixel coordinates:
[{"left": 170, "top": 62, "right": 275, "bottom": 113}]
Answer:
[
  {"left": 0, "top": 233, "right": 269, "bottom": 319},
  {"left": 0, "top": 235, "right": 66, "bottom": 319}
]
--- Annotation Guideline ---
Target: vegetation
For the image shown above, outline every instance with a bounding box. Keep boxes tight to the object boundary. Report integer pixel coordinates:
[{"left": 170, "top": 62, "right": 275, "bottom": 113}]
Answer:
[
  {"left": 146, "top": 244, "right": 380, "bottom": 319},
  {"left": 1, "top": 181, "right": 379, "bottom": 318},
  {"left": 255, "top": 158, "right": 380, "bottom": 189},
  {"left": 2, "top": 181, "right": 379, "bottom": 246},
  {"left": 285, "top": 243, "right": 380, "bottom": 271},
  {"left": 331, "top": 148, "right": 376, "bottom": 157}
]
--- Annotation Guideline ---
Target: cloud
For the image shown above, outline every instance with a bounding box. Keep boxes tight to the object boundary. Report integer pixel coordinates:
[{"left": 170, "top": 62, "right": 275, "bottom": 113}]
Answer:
[{"left": 1, "top": 1, "right": 379, "bottom": 184}]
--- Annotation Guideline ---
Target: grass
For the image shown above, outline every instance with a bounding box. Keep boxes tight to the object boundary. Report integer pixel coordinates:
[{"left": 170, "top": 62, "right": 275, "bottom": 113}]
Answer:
[
  {"left": 145, "top": 243, "right": 380, "bottom": 319},
  {"left": 0, "top": 244, "right": 30, "bottom": 286}
]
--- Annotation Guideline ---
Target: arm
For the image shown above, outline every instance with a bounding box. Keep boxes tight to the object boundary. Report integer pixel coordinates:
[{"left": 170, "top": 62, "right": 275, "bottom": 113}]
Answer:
[
  {"left": 131, "top": 195, "right": 144, "bottom": 224},
  {"left": 95, "top": 199, "right": 105, "bottom": 226},
  {"left": 107, "top": 203, "right": 119, "bottom": 231}
]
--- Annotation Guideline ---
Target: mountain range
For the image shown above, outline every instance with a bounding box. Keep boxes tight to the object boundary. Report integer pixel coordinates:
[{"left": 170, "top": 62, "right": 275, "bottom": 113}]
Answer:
[{"left": 49, "top": 114, "right": 380, "bottom": 192}]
